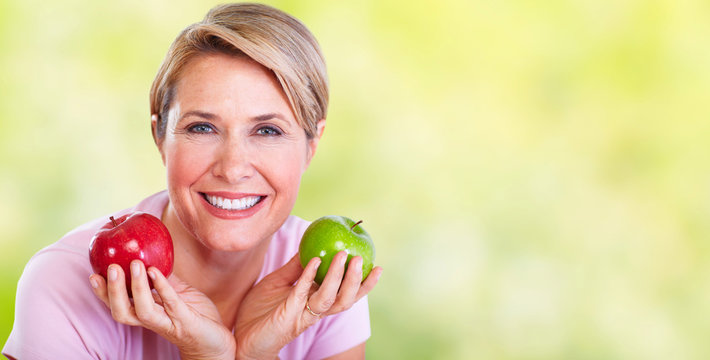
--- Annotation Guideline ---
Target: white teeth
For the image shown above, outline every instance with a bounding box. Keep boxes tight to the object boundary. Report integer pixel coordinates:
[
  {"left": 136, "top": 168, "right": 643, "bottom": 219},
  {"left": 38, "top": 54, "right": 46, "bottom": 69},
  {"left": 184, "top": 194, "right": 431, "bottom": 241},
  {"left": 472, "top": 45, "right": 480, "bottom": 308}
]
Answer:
[{"left": 205, "top": 194, "right": 261, "bottom": 210}]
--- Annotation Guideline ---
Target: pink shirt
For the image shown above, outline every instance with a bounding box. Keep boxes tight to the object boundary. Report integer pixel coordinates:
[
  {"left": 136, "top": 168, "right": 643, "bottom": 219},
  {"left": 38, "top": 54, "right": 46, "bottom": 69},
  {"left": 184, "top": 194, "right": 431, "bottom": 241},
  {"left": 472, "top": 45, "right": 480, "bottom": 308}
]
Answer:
[{"left": 3, "top": 191, "right": 370, "bottom": 359}]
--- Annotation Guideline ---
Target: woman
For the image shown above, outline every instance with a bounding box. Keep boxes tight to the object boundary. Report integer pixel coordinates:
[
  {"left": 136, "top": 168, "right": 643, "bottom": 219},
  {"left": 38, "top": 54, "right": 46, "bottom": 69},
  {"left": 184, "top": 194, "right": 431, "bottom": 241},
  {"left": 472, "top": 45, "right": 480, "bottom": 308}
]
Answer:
[{"left": 3, "top": 3, "right": 382, "bottom": 359}]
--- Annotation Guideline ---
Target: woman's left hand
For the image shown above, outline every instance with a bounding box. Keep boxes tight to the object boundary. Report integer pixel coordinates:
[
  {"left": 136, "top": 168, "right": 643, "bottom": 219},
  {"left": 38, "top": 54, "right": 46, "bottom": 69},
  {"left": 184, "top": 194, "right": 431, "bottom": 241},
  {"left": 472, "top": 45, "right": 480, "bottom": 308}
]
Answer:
[{"left": 234, "top": 251, "right": 382, "bottom": 360}]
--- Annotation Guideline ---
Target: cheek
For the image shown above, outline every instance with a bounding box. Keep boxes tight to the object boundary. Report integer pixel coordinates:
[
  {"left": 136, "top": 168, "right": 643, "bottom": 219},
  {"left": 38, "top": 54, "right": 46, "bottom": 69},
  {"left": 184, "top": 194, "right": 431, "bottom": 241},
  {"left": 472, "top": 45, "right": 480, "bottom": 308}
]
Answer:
[
  {"left": 262, "top": 148, "right": 308, "bottom": 195},
  {"left": 164, "top": 141, "right": 213, "bottom": 188}
]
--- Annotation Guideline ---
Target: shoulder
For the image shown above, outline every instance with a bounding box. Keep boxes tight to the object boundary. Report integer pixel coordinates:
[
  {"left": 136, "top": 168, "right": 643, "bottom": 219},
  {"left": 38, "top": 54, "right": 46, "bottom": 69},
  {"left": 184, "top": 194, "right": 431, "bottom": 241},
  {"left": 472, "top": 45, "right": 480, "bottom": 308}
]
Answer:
[
  {"left": 26, "top": 190, "right": 169, "bottom": 304},
  {"left": 52, "top": 190, "right": 169, "bottom": 255},
  {"left": 280, "top": 296, "right": 371, "bottom": 360},
  {"left": 310, "top": 295, "right": 371, "bottom": 359},
  {"left": 3, "top": 231, "right": 124, "bottom": 358},
  {"left": 2, "top": 191, "right": 170, "bottom": 359}
]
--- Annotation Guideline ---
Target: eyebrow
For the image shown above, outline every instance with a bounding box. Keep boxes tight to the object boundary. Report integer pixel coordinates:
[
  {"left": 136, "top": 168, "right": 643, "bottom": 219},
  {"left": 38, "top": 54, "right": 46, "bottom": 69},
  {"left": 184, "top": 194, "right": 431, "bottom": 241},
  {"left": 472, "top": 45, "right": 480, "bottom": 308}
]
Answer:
[
  {"left": 179, "top": 110, "right": 217, "bottom": 122},
  {"left": 252, "top": 113, "right": 287, "bottom": 122},
  {"left": 178, "top": 110, "right": 290, "bottom": 125}
]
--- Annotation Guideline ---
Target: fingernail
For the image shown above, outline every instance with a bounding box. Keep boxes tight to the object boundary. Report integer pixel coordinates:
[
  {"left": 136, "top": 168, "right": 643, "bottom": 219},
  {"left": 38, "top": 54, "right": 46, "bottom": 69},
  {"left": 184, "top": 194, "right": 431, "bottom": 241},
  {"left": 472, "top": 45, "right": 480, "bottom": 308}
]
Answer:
[
  {"left": 148, "top": 269, "right": 156, "bottom": 280},
  {"left": 89, "top": 277, "right": 99, "bottom": 289},
  {"left": 131, "top": 261, "right": 140, "bottom": 277},
  {"left": 314, "top": 258, "right": 322, "bottom": 267},
  {"left": 108, "top": 266, "right": 117, "bottom": 281}
]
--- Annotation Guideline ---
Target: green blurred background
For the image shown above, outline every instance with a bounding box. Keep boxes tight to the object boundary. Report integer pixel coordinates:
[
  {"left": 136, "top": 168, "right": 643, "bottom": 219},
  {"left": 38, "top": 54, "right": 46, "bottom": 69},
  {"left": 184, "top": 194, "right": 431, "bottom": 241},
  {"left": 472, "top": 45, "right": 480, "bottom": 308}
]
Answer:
[{"left": 2, "top": 0, "right": 710, "bottom": 358}]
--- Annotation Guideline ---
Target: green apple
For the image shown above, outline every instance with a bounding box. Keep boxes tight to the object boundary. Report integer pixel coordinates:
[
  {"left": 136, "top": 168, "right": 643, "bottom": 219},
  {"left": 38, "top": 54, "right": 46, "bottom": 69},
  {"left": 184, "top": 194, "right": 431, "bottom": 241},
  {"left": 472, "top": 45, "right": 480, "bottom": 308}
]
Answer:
[{"left": 299, "top": 215, "right": 375, "bottom": 285}]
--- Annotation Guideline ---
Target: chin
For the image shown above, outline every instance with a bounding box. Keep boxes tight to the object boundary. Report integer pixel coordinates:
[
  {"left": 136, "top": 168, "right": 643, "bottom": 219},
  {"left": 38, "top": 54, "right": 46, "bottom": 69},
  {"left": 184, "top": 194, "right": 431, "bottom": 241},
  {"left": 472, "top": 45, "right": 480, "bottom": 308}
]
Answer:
[{"left": 192, "top": 222, "right": 266, "bottom": 252}]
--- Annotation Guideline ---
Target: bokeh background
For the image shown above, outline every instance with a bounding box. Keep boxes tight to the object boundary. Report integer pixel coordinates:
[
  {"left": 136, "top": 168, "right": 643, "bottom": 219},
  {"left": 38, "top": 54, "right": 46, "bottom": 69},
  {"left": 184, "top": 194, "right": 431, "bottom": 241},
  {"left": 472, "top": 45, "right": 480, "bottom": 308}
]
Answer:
[{"left": 2, "top": 0, "right": 710, "bottom": 358}]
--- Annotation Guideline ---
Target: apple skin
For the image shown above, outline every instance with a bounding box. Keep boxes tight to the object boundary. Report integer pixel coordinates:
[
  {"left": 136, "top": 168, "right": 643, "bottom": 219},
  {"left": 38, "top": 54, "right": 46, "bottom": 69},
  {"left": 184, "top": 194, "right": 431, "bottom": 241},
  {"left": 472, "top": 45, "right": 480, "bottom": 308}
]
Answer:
[
  {"left": 89, "top": 212, "right": 174, "bottom": 293},
  {"left": 299, "top": 215, "right": 375, "bottom": 285}
]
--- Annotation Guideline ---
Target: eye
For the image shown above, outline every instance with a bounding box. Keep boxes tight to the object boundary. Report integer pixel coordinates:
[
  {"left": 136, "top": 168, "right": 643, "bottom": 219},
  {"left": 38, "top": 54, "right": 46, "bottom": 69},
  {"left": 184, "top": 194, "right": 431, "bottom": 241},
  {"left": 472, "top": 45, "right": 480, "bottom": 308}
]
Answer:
[
  {"left": 187, "top": 123, "right": 215, "bottom": 134},
  {"left": 256, "top": 126, "right": 282, "bottom": 136}
]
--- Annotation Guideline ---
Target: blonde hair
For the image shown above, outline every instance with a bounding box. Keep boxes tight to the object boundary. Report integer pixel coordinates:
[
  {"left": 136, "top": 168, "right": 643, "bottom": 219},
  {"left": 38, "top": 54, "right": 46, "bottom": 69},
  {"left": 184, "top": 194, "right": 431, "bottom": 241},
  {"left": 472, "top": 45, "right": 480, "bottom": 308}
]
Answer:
[{"left": 149, "top": 3, "right": 328, "bottom": 139}]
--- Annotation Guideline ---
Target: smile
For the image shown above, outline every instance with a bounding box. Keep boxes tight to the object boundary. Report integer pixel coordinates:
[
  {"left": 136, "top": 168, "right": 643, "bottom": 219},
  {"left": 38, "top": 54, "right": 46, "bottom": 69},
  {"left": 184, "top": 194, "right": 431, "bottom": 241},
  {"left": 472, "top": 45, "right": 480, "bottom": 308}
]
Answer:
[{"left": 201, "top": 193, "right": 264, "bottom": 211}]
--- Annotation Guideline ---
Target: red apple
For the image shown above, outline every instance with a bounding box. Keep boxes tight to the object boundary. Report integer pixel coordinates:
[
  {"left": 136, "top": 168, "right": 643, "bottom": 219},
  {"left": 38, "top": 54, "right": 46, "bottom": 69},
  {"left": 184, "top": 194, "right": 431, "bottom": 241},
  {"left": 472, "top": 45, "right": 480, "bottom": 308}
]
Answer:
[{"left": 89, "top": 212, "right": 174, "bottom": 293}]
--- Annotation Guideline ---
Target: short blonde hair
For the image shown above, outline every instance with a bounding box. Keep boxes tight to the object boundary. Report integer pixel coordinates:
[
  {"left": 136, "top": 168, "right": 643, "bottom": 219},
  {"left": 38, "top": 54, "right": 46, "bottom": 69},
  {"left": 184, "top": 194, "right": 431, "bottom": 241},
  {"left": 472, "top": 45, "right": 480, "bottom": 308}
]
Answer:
[{"left": 150, "top": 3, "right": 328, "bottom": 139}]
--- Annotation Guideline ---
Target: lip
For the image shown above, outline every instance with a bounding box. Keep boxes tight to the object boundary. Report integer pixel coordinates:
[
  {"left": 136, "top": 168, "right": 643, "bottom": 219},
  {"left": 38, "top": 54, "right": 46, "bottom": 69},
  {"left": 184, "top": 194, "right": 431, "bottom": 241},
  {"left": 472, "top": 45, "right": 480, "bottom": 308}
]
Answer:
[{"left": 198, "top": 191, "right": 267, "bottom": 220}]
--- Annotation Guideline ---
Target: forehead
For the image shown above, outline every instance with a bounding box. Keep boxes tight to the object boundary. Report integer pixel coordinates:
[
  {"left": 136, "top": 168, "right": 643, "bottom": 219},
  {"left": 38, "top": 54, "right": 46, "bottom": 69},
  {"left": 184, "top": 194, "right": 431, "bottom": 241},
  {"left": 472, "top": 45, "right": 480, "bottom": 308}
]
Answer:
[
  {"left": 176, "top": 53, "right": 281, "bottom": 97},
  {"left": 171, "top": 53, "right": 294, "bottom": 120}
]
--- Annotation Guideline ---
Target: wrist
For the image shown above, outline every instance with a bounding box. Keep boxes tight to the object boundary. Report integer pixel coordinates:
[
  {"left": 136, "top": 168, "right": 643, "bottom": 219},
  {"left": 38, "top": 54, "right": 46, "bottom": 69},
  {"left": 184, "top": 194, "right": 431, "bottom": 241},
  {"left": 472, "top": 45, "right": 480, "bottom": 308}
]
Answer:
[
  {"left": 179, "top": 339, "right": 236, "bottom": 360},
  {"left": 235, "top": 347, "right": 279, "bottom": 360},
  {"left": 180, "top": 349, "right": 235, "bottom": 360},
  {"left": 235, "top": 352, "right": 279, "bottom": 360}
]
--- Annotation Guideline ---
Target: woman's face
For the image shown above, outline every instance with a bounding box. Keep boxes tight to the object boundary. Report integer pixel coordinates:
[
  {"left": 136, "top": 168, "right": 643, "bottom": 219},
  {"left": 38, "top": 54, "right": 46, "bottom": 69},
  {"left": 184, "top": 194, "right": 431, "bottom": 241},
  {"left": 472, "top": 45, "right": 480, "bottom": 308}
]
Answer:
[{"left": 155, "top": 53, "right": 323, "bottom": 252}]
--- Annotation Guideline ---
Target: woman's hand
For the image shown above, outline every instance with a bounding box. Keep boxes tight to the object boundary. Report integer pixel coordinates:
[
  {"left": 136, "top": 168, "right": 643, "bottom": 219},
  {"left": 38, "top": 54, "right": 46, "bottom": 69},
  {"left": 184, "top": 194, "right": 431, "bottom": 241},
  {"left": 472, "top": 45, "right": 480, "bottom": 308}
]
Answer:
[
  {"left": 234, "top": 251, "right": 382, "bottom": 360},
  {"left": 89, "top": 260, "right": 235, "bottom": 360}
]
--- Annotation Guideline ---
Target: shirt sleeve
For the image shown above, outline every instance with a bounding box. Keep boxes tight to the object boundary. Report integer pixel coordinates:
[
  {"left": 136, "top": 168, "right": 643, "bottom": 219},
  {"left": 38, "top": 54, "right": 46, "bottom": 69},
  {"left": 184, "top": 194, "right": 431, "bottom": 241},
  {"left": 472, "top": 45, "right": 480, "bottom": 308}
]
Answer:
[
  {"left": 2, "top": 248, "right": 122, "bottom": 360},
  {"left": 305, "top": 296, "right": 371, "bottom": 360}
]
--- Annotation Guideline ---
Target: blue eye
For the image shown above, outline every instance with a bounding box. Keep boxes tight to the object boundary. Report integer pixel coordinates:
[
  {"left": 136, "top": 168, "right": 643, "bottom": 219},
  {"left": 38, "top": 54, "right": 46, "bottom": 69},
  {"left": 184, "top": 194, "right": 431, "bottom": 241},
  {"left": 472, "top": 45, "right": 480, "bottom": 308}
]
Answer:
[
  {"left": 188, "top": 123, "right": 214, "bottom": 134},
  {"left": 256, "top": 126, "right": 282, "bottom": 136}
]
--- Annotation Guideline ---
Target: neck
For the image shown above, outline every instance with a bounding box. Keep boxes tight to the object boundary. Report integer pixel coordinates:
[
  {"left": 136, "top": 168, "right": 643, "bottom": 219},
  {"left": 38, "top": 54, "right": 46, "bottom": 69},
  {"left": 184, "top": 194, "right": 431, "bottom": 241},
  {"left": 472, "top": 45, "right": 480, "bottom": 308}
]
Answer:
[{"left": 162, "top": 201, "right": 272, "bottom": 329}]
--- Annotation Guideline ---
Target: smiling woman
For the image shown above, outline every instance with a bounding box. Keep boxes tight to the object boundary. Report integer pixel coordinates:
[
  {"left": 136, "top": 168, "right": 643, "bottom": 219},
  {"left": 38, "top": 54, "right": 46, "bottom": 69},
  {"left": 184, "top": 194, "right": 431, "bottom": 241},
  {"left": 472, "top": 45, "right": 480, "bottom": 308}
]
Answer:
[
  {"left": 158, "top": 54, "right": 317, "bottom": 253},
  {"left": 2, "top": 3, "right": 381, "bottom": 360}
]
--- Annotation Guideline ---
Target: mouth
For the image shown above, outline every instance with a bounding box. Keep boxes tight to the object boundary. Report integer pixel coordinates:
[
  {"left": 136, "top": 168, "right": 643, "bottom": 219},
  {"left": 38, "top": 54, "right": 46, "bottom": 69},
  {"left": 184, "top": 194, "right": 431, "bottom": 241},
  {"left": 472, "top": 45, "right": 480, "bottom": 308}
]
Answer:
[{"left": 200, "top": 193, "right": 265, "bottom": 211}]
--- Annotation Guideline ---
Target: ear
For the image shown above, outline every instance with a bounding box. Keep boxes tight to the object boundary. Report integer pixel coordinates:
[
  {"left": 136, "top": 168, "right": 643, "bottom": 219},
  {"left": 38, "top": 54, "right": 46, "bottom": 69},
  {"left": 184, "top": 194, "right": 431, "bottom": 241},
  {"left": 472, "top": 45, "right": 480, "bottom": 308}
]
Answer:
[
  {"left": 151, "top": 114, "right": 166, "bottom": 165},
  {"left": 305, "top": 119, "right": 326, "bottom": 168}
]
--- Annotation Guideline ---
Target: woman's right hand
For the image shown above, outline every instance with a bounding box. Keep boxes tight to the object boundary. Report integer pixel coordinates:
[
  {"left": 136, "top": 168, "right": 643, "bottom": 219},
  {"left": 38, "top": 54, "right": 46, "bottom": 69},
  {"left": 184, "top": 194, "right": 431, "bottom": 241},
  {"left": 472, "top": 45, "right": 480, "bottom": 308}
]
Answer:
[{"left": 89, "top": 260, "right": 235, "bottom": 360}]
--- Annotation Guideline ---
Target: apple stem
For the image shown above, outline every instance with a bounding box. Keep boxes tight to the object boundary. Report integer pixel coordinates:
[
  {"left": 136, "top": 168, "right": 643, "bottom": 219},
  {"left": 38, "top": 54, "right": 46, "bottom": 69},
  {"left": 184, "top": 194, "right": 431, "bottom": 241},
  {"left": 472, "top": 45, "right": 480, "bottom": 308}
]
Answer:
[
  {"left": 110, "top": 216, "right": 118, "bottom": 227},
  {"left": 351, "top": 220, "right": 363, "bottom": 231}
]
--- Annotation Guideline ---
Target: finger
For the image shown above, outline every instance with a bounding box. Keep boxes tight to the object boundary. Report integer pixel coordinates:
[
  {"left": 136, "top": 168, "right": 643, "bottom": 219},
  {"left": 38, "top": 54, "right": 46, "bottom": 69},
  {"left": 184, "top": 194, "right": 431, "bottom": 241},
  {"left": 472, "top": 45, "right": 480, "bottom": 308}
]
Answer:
[
  {"left": 165, "top": 272, "right": 191, "bottom": 293},
  {"left": 152, "top": 290, "right": 163, "bottom": 304},
  {"left": 89, "top": 274, "right": 110, "bottom": 307},
  {"left": 355, "top": 266, "right": 383, "bottom": 300},
  {"left": 289, "top": 257, "right": 321, "bottom": 307},
  {"left": 148, "top": 266, "right": 189, "bottom": 323},
  {"left": 326, "top": 256, "right": 363, "bottom": 314},
  {"left": 292, "top": 257, "right": 322, "bottom": 325},
  {"left": 106, "top": 264, "right": 141, "bottom": 326},
  {"left": 308, "top": 251, "right": 348, "bottom": 314},
  {"left": 130, "top": 260, "right": 167, "bottom": 328}
]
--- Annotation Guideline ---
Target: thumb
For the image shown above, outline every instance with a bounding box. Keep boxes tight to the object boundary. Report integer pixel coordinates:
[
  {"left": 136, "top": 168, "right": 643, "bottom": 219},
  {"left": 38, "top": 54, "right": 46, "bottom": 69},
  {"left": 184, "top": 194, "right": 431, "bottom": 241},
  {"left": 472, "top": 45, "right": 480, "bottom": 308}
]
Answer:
[
  {"left": 165, "top": 272, "right": 194, "bottom": 293},
  {"left": 266, "top": 254, "right": 305, "bottom": 286}
]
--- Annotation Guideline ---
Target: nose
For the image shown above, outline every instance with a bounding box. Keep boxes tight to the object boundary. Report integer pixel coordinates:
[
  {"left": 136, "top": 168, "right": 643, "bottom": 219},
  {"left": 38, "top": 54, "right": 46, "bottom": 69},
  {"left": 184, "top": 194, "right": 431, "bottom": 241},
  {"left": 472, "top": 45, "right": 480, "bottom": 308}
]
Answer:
[{"left": 212, "top": 138, "right": 255, "bottom": 183}]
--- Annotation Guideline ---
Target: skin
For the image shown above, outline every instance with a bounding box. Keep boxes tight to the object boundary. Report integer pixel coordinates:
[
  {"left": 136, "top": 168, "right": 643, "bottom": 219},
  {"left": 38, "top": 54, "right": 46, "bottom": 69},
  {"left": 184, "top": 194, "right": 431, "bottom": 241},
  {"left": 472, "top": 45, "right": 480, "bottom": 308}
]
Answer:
[{"left": 88, "top": 53, "right": 383, "bottom": 359}]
